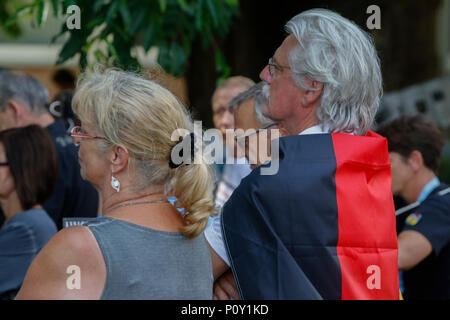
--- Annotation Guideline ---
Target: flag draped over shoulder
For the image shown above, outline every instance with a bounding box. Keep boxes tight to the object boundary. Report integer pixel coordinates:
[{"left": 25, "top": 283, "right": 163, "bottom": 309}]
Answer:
[{"left": 221, "top": 131, "right": 399, "bottom": 300}]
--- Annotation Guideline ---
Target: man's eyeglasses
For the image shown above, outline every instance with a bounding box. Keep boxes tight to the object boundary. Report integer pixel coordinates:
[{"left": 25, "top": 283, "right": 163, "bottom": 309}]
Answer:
[
  {"left": 70, "top": 126, "right": 106, "bottom": 146},
  {"left": 268, "top": 57, "right": 291, "bottom": 77},
  {"left": 0, "top": 162, "right": 9, "bottom": 166}
]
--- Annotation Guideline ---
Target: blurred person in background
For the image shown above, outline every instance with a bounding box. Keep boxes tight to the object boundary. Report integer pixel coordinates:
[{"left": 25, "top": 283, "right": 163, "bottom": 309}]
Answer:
[
  {"left": 16, "top": 67, "right": 216, "bottom": 299},
  {"left": 48, "top": 90, "right": 78, "bottom": 133},
  {"left": 231, "top": 81, "right": 288, "bottom": 170},
  {"left": 0, "top": 125, "right": 58, "bottom": 300},
  {"left": 52, "top": 68, "right": 76, "bottom": 92},
  {"left": 210, "top": 81, "right": 287, "bottom": 299},
  {"left": 0, "top": 70, "right": 99, "bottom": 229},
  {"left": 50, "top": 69, "right": 78, "bottom": 132},
  {"left": 211, "top": 76, "right": 254, "bottom": 208},
  {"left": 378, "top": 115, "right": 450, "bottom": 300}
]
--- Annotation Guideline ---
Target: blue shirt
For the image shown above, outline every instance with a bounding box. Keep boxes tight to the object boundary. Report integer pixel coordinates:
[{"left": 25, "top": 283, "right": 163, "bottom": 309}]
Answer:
[
  {"left": 399, "top": 177, "right": 440, "bottom": 293},
  {"left": 401, "top": 181, "right": 450, "bottom": 299},
  {"left": 418, "top": 177, "right": 440, "bottom": 202},
  {"left": 0, "top": 208, "right": 57, "bottom": 299}
]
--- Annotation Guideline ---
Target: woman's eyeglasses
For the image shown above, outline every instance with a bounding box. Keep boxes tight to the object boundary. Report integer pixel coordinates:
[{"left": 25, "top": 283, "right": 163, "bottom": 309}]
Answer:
[{"left": 70, "top": 126, "right": 106, "bottom": 146}]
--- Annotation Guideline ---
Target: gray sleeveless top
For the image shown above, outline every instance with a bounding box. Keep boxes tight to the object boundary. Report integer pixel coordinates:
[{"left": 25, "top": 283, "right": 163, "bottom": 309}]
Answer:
[{"left": 85, "top": 217, "right": 213, "bottom": 299}]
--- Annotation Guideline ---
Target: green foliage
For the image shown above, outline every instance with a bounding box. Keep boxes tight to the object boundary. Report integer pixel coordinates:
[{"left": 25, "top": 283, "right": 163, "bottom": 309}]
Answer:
[
  {"left": 0, "top": 0, "right": 32, "bottom": 38},
  {"left": 5, "top": 0, "right": 240, "bottom": 78}
]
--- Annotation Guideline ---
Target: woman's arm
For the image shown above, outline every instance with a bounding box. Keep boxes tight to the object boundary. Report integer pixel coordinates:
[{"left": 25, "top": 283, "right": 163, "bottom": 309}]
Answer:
[{"left": 15, "top": 226, "right": 106, "bottom": 300}]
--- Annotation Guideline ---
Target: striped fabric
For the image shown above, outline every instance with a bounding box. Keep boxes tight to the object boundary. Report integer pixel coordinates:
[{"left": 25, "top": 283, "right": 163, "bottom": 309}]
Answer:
[{"left": 222, "top": 131, "right": 399, "bottom": 299}]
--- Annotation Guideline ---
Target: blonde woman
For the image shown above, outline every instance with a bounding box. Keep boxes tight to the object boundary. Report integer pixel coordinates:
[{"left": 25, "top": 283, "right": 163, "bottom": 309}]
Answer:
[{"left": 15, "top": 68, "right": 216, "bottom": 299}]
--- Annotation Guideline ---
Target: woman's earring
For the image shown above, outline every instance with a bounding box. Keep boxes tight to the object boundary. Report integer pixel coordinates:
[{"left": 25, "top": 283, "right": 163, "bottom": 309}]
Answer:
[{"left": 111, "top": 175, "right": 120, "bottom": 192}]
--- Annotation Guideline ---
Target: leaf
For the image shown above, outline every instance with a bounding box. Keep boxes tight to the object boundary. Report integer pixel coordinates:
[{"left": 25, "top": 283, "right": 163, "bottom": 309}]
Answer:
[
  {"left": 36, "top": 1, "right": 49, "bottom": 26},
  {"left": 50, "top": 0, "right": 60, "bottom": 16},
  {"left": 93, "top": 0, "right": 107, "bottom": 12},
  {"left": 64, "top": 0, "right": 78, "bottom": 10},
  {"left": 51, "top": 22, "right": 68, "bottom": 44},
  {"left": 225, "top": 0, "right": 239, "bottom": 6},
  {"left": 4, "top": 3, "right": 35, "bottom": 28},
  {"left": 56, "top": 31, "right": 83, "bottom": 64},
  {"left": 157, "top": 44, "right": 170, "bottom": 72},
  {"left": 158, "top": 0, "right": 167, "bottom": 13},
  {"left": 205, "top": 0, "right": 218, "bottom": 27},
  {"left": 118, "top": 1, "right": 131, "bottom": 30},
  {"left": 171, "top": 42, "right": 186, "bottom": 76},
  {"left": 94, "top": 49, "right": 107, "bottom": 62},
  {"left": 129, "top": 9, "right": 146, "bottom": 34},
  {"left": 86, "top": 18, "right": 104, "bottom": 29},
  {"left": 106, "top": 0, "right": 119, "bottom": 23},
  {"left": 194, "top": 0, "right": 203, "bottom": 31},
  {"left": 215, "top": 48, "right": 231, "bottom": 84},
  {"left": 104, "top": 37, "right": 119, "bottom": 61},
  {"left": 176, "top": 0, "right": 188, "bottom": 11},
  {"left": 143, "top": 21, "right": 157, "bottom": 51}
]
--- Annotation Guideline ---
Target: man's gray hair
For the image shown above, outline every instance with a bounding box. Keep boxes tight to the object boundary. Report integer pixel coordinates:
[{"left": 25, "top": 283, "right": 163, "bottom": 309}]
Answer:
[
  {"left": 229, "top": 81, "right": 273, "bottom": 126},
  {"left": 285, "top": 9, "right": 382, "bottom": 135},
  {"left": 0, "top": 70, "right": 49, "bottom": 114}
]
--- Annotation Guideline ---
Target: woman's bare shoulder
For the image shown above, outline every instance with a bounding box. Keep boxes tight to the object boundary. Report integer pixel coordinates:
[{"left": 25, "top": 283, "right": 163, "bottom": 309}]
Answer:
[{"left": 15, "top": 226, "right": 106, "bottom": 300}]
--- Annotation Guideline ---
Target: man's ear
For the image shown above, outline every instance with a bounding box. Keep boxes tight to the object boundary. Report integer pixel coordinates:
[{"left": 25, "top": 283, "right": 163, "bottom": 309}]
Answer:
[
  {"left": 303, "top": 80, "right": 324, "bottom": 106},
  {"left": 7, "top": 100, "right": 27, "bottom": 125},
  {"left": 407, "top": 150, "right": 424, "bottom": 172},
  {"left": 110, "top": 145, "right": 130, "bottom": 174}
]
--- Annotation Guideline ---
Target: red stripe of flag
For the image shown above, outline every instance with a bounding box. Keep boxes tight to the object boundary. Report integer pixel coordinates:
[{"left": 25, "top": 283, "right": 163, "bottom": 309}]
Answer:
[{"left": 332, "top": 131, "right": 399, "bottom": 300}]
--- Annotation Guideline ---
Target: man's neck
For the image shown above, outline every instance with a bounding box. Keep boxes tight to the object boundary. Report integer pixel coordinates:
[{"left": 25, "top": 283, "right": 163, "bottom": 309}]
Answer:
[
  {"left": 20, "top": 112, "right": 55, "bottom": 128},
  {"left": 284, "top": 118, "right": 320, "bottom": 136},
  {"left": 282, "top": 104, "right": 320, "bottom": 136},
  {"left": 33, "top": 112, "right": 55, "bottom": 128},
  {"left": 401, "top": 169, "right": 437, "bottom": 204}
]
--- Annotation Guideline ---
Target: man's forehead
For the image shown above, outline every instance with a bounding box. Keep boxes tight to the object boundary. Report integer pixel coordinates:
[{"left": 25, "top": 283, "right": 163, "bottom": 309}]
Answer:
[
  {"left": 212, "top": 86, "right": 247, "bottom": 107},
  {"left": 273, "top": 34, "right": 299, "bottom": 63}
]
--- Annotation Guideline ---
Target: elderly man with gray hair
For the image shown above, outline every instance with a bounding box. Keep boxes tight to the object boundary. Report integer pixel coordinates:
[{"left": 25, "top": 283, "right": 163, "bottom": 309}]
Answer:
[
  {"left": 207, "top": 9, "right": 399, "bottom": 300},
  {"left": 0, "top": 70, "right": 99, "bottom": 230}
]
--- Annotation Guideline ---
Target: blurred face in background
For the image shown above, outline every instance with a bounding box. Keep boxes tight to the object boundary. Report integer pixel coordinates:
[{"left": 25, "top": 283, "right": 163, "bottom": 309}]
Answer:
[
  {"left": 389, "top": 151, "right": 414, "bottom": 196},
  {"left": 234, "top": 99, "right": 281, "bottom": 169},
  {"left": 234, "top": 98, "right": 260, "bottom": 162},
  {"left": 0, "top": 142, "right": 14, "bottom": 199},
  {"left": 212, "top": 86, "right": 247, "bottom": 141}
]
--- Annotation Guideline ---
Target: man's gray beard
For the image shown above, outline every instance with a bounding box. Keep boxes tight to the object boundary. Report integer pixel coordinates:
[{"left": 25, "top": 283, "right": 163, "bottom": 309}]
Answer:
[{"left": 262, "top": 82, "right": 270, "bottom": 101}]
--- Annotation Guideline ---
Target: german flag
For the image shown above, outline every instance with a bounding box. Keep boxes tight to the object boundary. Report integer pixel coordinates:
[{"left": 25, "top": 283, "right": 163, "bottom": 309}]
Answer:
[{"left": 222, "top": 131, "right": 399, "bottom": 299}]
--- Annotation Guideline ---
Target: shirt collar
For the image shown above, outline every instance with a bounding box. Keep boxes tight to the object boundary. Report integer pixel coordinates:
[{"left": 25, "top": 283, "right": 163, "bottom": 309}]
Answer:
[
  {"left": 298, "top": 124, "right": 329, "bottom": 135},
  {"left": 417, "top": 177, "right": 440, "bottom": 202}
]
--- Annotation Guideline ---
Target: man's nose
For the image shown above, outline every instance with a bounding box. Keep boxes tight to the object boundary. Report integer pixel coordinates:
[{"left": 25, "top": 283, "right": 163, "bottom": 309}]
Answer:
[
  {"left": 222, "top": 110, "right": 234, "bottom": 128},
  {"left": 260, "top": 65, "right": 271, "bottom": 83}
]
